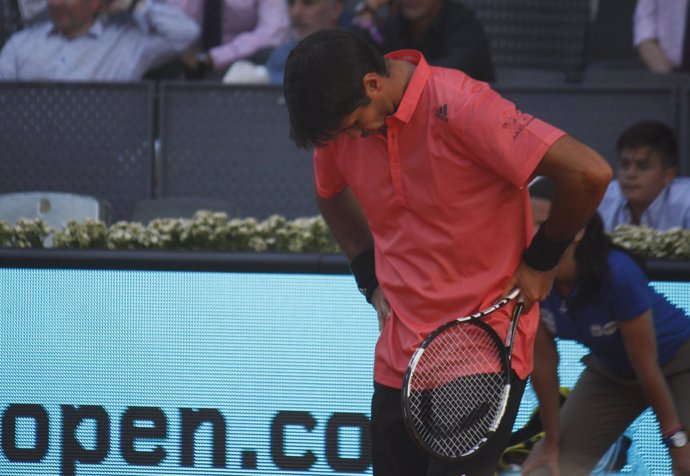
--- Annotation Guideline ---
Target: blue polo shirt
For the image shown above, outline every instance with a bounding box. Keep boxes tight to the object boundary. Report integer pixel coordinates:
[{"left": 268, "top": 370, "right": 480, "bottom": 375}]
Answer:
[{"left": 540, "top": 250, "right": 690, "bottom": 378}]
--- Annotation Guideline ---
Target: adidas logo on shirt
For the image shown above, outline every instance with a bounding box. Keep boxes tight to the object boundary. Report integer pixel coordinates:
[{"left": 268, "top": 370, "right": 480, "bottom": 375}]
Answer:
[{"left": 435, "top": 104, "right": 448, "bottom": 122}]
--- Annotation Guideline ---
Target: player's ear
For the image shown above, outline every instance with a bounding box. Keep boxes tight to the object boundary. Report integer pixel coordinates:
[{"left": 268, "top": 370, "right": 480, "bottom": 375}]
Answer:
[
  {"left": 362, "top": 72, "right": 383, "bottom": 95},
  {"left": 573, "top": 227, "right": 586, "bottom": 243}
]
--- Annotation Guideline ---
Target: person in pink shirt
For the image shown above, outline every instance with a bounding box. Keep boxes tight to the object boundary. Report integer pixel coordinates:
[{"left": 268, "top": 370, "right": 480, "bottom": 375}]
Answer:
[
  {"left": 634, "top": 0, "right": 690, "bottom": 73},
  {"left": 283, "top": 30, "right": 612, "bottom": 475},
  {"left": 168, "top": 0, "right": 289, "bottom": 78}
]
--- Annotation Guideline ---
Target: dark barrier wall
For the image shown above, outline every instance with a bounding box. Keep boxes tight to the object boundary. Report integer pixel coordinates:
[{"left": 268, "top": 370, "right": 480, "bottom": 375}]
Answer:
[
  {"left": 158, "top": 84, "right": 317, "bottom": 220},
  {"left": 0, "top": 83, "right": 155, "bottom": 221},
  {"left": 0, "top": 250, "right": 688, "bottom": 475},
  {"left": 678, "top": 86, "right": 690, "bottom": 175},
  {"left": 1, "top": 82, "right": 688, "bottom": 220},
  {"left": 495, "top": 84, "right": 679, "bottom": 172}
]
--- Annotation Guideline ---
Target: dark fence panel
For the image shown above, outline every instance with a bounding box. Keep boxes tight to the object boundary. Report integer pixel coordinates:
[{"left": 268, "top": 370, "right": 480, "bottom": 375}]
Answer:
[
  {"left": 158, "top": 83, "right": 317, "bottom": 220},
  {"left": 495, "top": 84, "right": 679, "bottom": 168},
  {"left": 681, "top": 86, "right": 690, "bottom": 176},
  {"left": 0, "top": 82, "right": 155, "bottom": 221},
  {"left": 462, "top": 0, "right": 591, "bottom": 76}
]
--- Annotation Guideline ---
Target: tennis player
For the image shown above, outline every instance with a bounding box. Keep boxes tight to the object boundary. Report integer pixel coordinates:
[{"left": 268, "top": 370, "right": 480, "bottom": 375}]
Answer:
[{"left": 283, "top": 29, "right": 612, "bottom": 475}]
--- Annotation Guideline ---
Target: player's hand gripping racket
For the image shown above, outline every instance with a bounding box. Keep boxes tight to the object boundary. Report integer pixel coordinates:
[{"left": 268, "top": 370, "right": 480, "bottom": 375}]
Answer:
[{"left": 401, "top": 288, "right": 524, "bottom": 461}]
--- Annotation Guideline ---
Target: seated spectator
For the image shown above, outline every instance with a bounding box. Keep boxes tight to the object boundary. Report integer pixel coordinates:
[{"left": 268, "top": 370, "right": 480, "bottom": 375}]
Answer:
[
  {"left": 264, "top": 0, "right": 344, "bottom": 84},
  {"left": 350, "top": 0, "right": 494, "bottom": 82},
  {"left": 0, "top": 0, "right": 199, "bottom": 81},
  {"left": 599, "top": 120, "right": 690, "bottom": 231},
  {"left": 168, "top": 0, "right": 289, "bottom": 79},
  {"left": 634, "top": 0, "right": 690, "bottom": 73}
]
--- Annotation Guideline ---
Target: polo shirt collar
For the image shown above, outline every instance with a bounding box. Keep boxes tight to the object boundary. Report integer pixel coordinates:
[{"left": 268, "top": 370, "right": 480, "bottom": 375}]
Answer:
[{"left": 384, "top": 50, "right": 431, "bottom": 124}]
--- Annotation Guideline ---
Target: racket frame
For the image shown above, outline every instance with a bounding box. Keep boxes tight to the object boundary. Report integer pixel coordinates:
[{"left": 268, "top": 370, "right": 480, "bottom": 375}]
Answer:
[{"left": 401, "top": 288, "right": 524, "bottom": 461}]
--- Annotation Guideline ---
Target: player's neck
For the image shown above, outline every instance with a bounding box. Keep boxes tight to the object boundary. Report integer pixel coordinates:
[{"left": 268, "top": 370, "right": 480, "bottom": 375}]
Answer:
[{"left": 386, "top": 59, "right": 416, "bottom": 107}]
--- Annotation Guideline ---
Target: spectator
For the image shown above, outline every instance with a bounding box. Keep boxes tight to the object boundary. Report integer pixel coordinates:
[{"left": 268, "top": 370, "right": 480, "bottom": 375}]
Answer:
[
  {"left": 0, "top": 0, "right": 199, "bottom": 81},
  {"left": 634, "top": 0, "right": 690, "bottom": 74},
  {"left": 522, "top": 183, "right": 690, "bottom": 476},
  {"left": 169, "top": 0, "right": 289, "bottom": 79},
  {"left": 264, "top": 0, "right": 344, "bottom": 84},
  {"left": 1, "top": 0, "right": 23, "bottom": 49},
  {"left": 350, "top": 0, "right": 494, "bottom": 82},
  {"left": 598, "top": 120, "right": 690, "bottom": 231}
]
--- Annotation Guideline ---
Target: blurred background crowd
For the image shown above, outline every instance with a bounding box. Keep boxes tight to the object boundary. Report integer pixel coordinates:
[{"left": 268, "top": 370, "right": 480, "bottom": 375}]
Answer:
[
  {"left": 1, "top": 0, "right": 688, "bottom": 85},
  {"left": 0, "top": 0, "right": 689, "bottom": 228}
]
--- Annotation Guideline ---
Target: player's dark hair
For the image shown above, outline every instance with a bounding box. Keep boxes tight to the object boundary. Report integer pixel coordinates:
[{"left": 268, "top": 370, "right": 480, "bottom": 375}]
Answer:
[
  {"left": 616, "top": 120, "right": 678, "bottom": 168},
  {"left": 283, "top": 29, "right": 388, "bottom": 149}
]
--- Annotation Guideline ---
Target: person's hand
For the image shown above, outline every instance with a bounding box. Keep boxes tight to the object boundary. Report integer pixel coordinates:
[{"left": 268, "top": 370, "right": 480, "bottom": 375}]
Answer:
[
  {"left": 521, "top": 439, "right": 560, "bottom": 476},
  {"left": 503, "top": 261, "right": 555, "bottom": 311},
  {"left": 370, "top": 287, "right": 391, "bottom": 332},
  {"left": 179, "top": 49, "right": 200, "bottom": 71},
  {"left": 671, "top": 445, "right": 690, "bottom": 475}
]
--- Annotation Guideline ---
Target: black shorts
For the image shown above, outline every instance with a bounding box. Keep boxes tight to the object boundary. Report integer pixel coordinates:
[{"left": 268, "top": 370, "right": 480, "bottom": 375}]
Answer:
[{"left": 370, "top": 371, "right": 526, "bottom": 476}]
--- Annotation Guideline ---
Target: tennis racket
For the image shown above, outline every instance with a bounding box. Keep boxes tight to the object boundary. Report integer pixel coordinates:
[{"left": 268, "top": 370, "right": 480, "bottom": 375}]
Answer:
[{"left": 401, "top": 288, "right": 524, "bottom": 461}]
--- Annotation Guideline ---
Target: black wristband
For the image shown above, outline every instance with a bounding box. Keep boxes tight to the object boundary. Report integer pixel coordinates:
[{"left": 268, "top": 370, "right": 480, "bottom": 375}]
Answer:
[
  {"left": 522, "top": 226, "right": 573, "bottom": 271},
  {"left": 350, "top": 248, "right": 379, "bottom": 303}
]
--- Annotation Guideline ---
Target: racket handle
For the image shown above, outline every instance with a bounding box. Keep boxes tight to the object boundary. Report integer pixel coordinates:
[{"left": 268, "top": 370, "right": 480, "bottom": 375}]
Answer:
[{"left": 506, "top": 288, "right": 520, "bottom": 300}]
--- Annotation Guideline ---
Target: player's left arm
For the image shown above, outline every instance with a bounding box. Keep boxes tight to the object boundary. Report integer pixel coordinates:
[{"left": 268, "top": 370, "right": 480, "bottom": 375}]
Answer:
[{"left": 507, "top": 135, "right": 612, "bottom": 309}]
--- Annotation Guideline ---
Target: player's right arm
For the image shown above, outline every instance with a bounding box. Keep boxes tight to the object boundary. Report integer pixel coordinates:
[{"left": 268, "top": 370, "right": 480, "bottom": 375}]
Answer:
[
  {"left": 317, "top": 188, "right": 391, "bottom": 329},
  {"left": 317, "top": 187, "right": 372, "bottom": 260}
]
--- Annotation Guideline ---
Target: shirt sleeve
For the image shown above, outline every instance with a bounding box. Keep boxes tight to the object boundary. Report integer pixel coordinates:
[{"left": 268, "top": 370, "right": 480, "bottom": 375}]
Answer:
[
  {"left": 121, "top": 0, "right": 199, "bottom": 76},
  {"left": 450, "top": 82, "right": 566, "bottom": 189},
  {"left": 606, "top": 254, "right": 653, "bottom": 322},
  {"left": 209, "top": 0, "right": 289, "bottom": 70},
  {"left": 313, "top": 144, "right": 347, "bottom": 199},
  {"left": 0, "top": 36, "right": 18, "bottom": 80},
  {"left": 633, "top": 0, "right": 658, "bottom": 46},
  {"left": 132, "top": 0, "right": 200, "bottom": 53}
]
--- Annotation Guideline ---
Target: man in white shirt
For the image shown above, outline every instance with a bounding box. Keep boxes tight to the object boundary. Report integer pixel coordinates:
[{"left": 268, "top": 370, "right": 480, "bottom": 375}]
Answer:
[
  {"left": 0, "top": 0, "right": 199, "bottom": 81},
  {"left": 634, "top": 0, "right": 690, "bottom": 73},
  {"left": 599, "top": 120, "right": 690, "bottom": 231}
]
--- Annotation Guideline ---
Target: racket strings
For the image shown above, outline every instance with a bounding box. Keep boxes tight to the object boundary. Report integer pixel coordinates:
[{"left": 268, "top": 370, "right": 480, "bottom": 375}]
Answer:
[{"left": 408, "top": 323, "right": 508, "bottom": 458}]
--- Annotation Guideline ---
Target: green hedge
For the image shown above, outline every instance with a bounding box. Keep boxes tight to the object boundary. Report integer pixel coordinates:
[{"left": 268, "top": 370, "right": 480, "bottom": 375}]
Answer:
[
  {"left": 1, "top": 212, "right": 689, "bottom": 260},
  {"left": 0, "top": 211, "right": 339, "bottom": 253}
]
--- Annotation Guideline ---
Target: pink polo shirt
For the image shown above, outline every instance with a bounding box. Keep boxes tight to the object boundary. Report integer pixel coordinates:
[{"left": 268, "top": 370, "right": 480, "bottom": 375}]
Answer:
[{"left": 314, "top": 51, "right": 566, "bottom": 388}]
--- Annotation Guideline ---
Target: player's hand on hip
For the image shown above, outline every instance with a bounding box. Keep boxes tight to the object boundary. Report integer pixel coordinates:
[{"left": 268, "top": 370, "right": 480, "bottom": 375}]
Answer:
[
  {"left": 504, "top": 261, "right": 555, "bottom": 311},
  {"left": 521, "top": 439, "right": 561, "bottom": 476},
  {"left": 370, "top": 287, "right": 391, "bottom": 332}
]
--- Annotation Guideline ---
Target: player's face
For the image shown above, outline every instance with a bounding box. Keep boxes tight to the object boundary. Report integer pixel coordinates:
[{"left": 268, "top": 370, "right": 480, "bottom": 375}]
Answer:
[
  {"left": 617, "top": 145, "right": 675, "bottom": 211},
  {"left": 333, "top": 81, "right": 395, "bottom": 140},
  {"left": 335, "top": 103, "right": 388, "bottom": 139}
]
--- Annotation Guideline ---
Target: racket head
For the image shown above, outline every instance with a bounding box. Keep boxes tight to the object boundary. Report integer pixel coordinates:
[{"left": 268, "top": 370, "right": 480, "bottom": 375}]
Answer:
[{"left": 401, "top": 318, "right": 511, "bottom": 461}]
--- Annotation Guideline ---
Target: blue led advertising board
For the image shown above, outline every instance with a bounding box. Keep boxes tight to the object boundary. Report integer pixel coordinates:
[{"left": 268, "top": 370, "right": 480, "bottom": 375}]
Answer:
[{"left": 1, "top": 267, "right": 688, "bottom": 475}]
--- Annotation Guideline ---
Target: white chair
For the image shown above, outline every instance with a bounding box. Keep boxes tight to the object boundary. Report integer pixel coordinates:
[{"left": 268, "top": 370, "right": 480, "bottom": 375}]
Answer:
[{"left": 0, "top": 191, "right": 111, "bottom": 228}]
